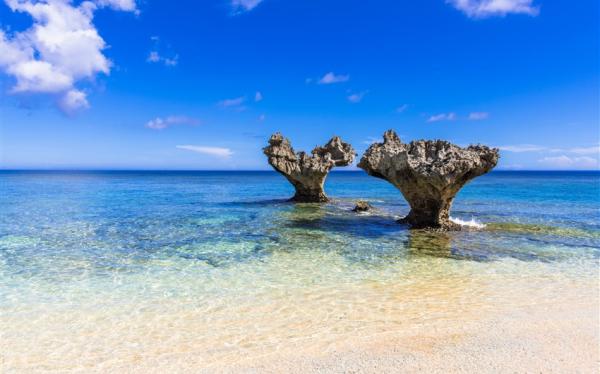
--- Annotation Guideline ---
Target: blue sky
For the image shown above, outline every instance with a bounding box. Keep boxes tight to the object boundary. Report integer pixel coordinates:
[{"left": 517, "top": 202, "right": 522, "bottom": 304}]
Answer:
[{"left": 0, "top": 0, "right": 598, "bottom": 170}]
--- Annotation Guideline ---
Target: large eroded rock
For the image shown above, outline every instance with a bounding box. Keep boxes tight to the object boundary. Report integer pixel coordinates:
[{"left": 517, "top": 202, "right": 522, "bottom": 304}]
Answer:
[
  {"left": 264, "top": 133, "right": 356, "bottom": 202},
  {"left": 358, "top": 130, "right": 499, "bottom": 230}
]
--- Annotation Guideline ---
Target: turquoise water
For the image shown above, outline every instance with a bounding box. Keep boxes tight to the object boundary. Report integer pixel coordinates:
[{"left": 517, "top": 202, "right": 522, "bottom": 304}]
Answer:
[{"left": 1, "top": 170, "right": 599, "bottom": 370}]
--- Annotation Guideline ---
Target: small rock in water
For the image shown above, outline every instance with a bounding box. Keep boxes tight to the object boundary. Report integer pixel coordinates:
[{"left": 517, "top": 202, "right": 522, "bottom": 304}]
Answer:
[{"left": 352, "top": 200, "right": 373, "bottom": 212}]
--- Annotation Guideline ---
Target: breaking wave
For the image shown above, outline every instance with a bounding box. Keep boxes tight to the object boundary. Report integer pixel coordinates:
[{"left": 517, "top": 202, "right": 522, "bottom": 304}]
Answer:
[{"left": 450, "top": 216, "right": 486, "bottom": 229}]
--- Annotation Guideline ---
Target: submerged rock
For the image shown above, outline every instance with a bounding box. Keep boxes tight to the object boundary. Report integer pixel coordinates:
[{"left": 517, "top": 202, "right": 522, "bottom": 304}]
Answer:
[
  {"left": 263, "top": 133, "right": 356, "bottom": 202},
  {"left": 352, "top": 200, "right": 373, "bottom": 212},
  {"left": 358, "top": 130, "right": 499, "bottom": 230}
]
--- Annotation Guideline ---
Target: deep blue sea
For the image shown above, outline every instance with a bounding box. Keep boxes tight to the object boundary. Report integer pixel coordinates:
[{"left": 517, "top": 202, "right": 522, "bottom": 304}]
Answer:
[{"left": 1, "top": 170, "right": 599, "bottom": 370}]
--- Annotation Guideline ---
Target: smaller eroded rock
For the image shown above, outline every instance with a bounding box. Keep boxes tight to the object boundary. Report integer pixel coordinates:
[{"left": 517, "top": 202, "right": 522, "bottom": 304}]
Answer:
[
  {"left": 263, "top": 133, "right": 356, "bottom": 202},
  {"left": 358, "top": 130, "right": 499, "bottom": 230},
  {"left": 352, "top": 200, "right": 373, "bottom": 213}
]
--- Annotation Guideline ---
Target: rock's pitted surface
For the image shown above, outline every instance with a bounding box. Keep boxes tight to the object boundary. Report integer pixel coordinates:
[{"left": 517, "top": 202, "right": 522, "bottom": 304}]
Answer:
[
  {"left": 264, "top": 133, "right": 356, "bottom": 202},
  {"left": 358, "top": 130, "right": 499, "bottom": 230}
]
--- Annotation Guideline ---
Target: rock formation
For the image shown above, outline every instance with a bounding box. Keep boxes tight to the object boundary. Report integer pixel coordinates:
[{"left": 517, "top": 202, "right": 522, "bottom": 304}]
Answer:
[
  {"left": 352, "top": 200, "right": 373, "bottom": 213},
  {"left": 358, "top": 130, "right": 499, "bottom": 230},
  {"left": 263, "top": 133, "right": 356, "bottom": 202}
]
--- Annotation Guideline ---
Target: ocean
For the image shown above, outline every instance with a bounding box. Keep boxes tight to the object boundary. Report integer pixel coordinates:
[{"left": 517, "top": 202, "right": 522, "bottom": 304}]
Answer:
[{"left": 1, "top": 170, "right": 599, "bottom": 371}]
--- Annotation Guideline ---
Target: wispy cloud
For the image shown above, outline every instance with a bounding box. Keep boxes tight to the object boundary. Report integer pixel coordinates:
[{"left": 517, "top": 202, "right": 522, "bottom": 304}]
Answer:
[
  {"left": 0, "top": 0, "right": 137, "bottom": 115},
  {"left": 231, "top": 0, "right": 263, "bottom": 13},
  {"left": 254, "top": 91, "right": 263, "bottom": 102},
  {"left": 447, "top": 0, "right": 539, "bottom": 18},
  {"left": 347, "top": 91, "right": 368, "bottom": 103},
  {"left": 396, "top": 104, "right": 409, "bottom": 113},
  {"left": 538, "top": 155, "right": 598, "bottom": 169},
  {"left": 499, "top": 144, "right": 600, "bottom": 154},
  {"left": 567, "top": 146, "right": 600, "bottom": 155},
  {"left": 498, "top": 144, "right": 546, "bottom": 152},
  {"left": 362, "top": 136, "right": 380, "bottom": 145},
  {"left": 318, "top": 72, "right": 350, "bottom": 85},
  {"left": 145, "top": 116, "right": 200, "bottom": 130},
  {"left": 218, "top": 96, "right": 246, "bottom": 108},
  {"left": 427, "top": 112, "right": 456, "bottom": 122},
  {"left": 176, "top": 145, "right": 233, "bottom": 158},
  {"left": 96, "top": 0, "right": 138, "bottom": 13},
  {"left": 258, "top": 114, "right": 266, "bottom": 121},
  {"left": 468, "top": 111, "right": 489, "bottom": 120}
]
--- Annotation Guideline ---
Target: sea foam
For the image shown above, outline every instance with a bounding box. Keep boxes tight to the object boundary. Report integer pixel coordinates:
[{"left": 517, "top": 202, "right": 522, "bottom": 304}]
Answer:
[{"left": 450, "top": 216, "right": 486, "bottom": 229}]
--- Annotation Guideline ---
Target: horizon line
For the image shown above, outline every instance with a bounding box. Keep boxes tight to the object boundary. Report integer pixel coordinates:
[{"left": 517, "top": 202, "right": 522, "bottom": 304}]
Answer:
[{"left": 1, "top": 169, "right": 599, "bottom": 173}]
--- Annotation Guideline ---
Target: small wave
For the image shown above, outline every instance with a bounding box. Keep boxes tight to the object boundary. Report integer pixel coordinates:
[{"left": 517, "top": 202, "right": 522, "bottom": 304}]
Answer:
[{"left": 450, "top": 216, "right": 486, "bottom": 229}]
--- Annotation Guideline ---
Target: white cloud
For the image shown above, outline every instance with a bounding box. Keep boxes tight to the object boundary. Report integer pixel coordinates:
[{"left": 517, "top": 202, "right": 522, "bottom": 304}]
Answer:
[
  {"left": 147, "top": 51, "right": 160, "bottom": 63},
  {"left": 145, "top": 115, "right": 200, "bottom": 130},
  {"left": 499, "top": 144, "right": 546, "bottom": 152},
  {"left": 0, "top": 0, "right": 137, "bottom": 114},
  {"left": 538, "top": 155, "right": 598, "bottom": 169},
  {"left": 427, "top": 112, "right": 456, "bottom": 122},
  {"left": 318, "top": 72, "right": 349, "bottom": 85},
  {"left": 218, "top": 96, "right": 246, "bottom": 107},
  {"left": 347, "top": 91, "right": 367, "bottom": 103},
  {"left": 146, "top": 52, "right": 178, "bottom": 66},
  {"left": 568, "top": 146, "right": 600, "bottom": 155},
  {"left": 146, "top": 37, "right": 178, "bottom": 66},
  {"left": 58, "top": 89, "right": 89, "bottom": 115},
  {"left": 362, "top": 136, "right": 380, "bottom": 145},
  {"left": 95, "top": 0, "right": 138, "bottom": 13},
  {"left": 499, "top": 144, "right": 600, "bottom": 155},
  {"left": 231, "top": 0, "right": 263, "bottom": 13},
  {"left": 176, "top": 145, "right": 233, "bottom": 158},
  {"left": 255, "top": 91, "right": 263, "bottom": 102},
  {"left": 447, "top": 0, "right": 539, "bottom": 18},
  {"left": 468, "top": 111, "right": 489, "bottom": 120},
  {"left": 396, "top": 104, "right": 408, "bottom": 113},
  {"left": 258, "top": 113, "right": 265, "bottom": 121}
]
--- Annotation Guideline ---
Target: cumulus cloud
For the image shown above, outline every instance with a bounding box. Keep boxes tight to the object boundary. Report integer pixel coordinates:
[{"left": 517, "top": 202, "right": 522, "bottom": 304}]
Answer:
[
  {"left": 58, "top": 89, "right": 90, "bottom": 115},
  {"left": 347, "top": 91, "right": 367, "bottom": 103},
  {"left": 318, "top": 72, "right": 350, "bottom": 85},
  {"left": 176, "top": 145, "right": 233, "bottom": 158},
  {"left": 427, "top": 112, "right": 456, "bottom": 122},
  {"left": 468, "top": 111, "right": 489, "bottom": 120},
  {"left": 0, "top": 0, "right": 137, "bottom": 114},
  {"left": 231, "top": 0, "right": 263, "bottom": 13},
  {"left": 447, "top": 0, "right": 539, "bottom": 18},
  {"left": 145, "top": 115, "right": 200, "bottom": 130},
  {"left": 254, "top": 91, "right": 263, "bottom": 102},
  {"left": 538, "top": 155, "right": 598, "bottom": 169}
]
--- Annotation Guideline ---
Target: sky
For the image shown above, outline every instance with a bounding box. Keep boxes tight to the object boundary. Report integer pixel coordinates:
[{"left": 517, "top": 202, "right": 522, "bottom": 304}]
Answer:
[{"left": 0, "top": 0, "right": 598, "bottom": 170}]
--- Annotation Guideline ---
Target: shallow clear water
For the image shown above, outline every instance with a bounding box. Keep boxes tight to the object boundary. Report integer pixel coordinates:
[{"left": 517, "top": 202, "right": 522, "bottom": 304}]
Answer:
[{"left": 1, "top": 170, "right": 599, "bottom": 370}]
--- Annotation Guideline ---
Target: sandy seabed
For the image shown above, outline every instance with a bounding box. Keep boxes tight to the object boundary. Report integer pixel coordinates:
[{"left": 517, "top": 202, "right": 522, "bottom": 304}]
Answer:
[{"left": 2, "top": 255, "right": 598, "bottom": 373}]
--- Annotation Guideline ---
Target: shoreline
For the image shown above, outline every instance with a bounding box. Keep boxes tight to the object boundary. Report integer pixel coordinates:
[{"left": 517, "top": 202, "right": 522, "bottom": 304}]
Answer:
[{"left": 3, "top": 256, "right": 597, "bottom": 373}]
